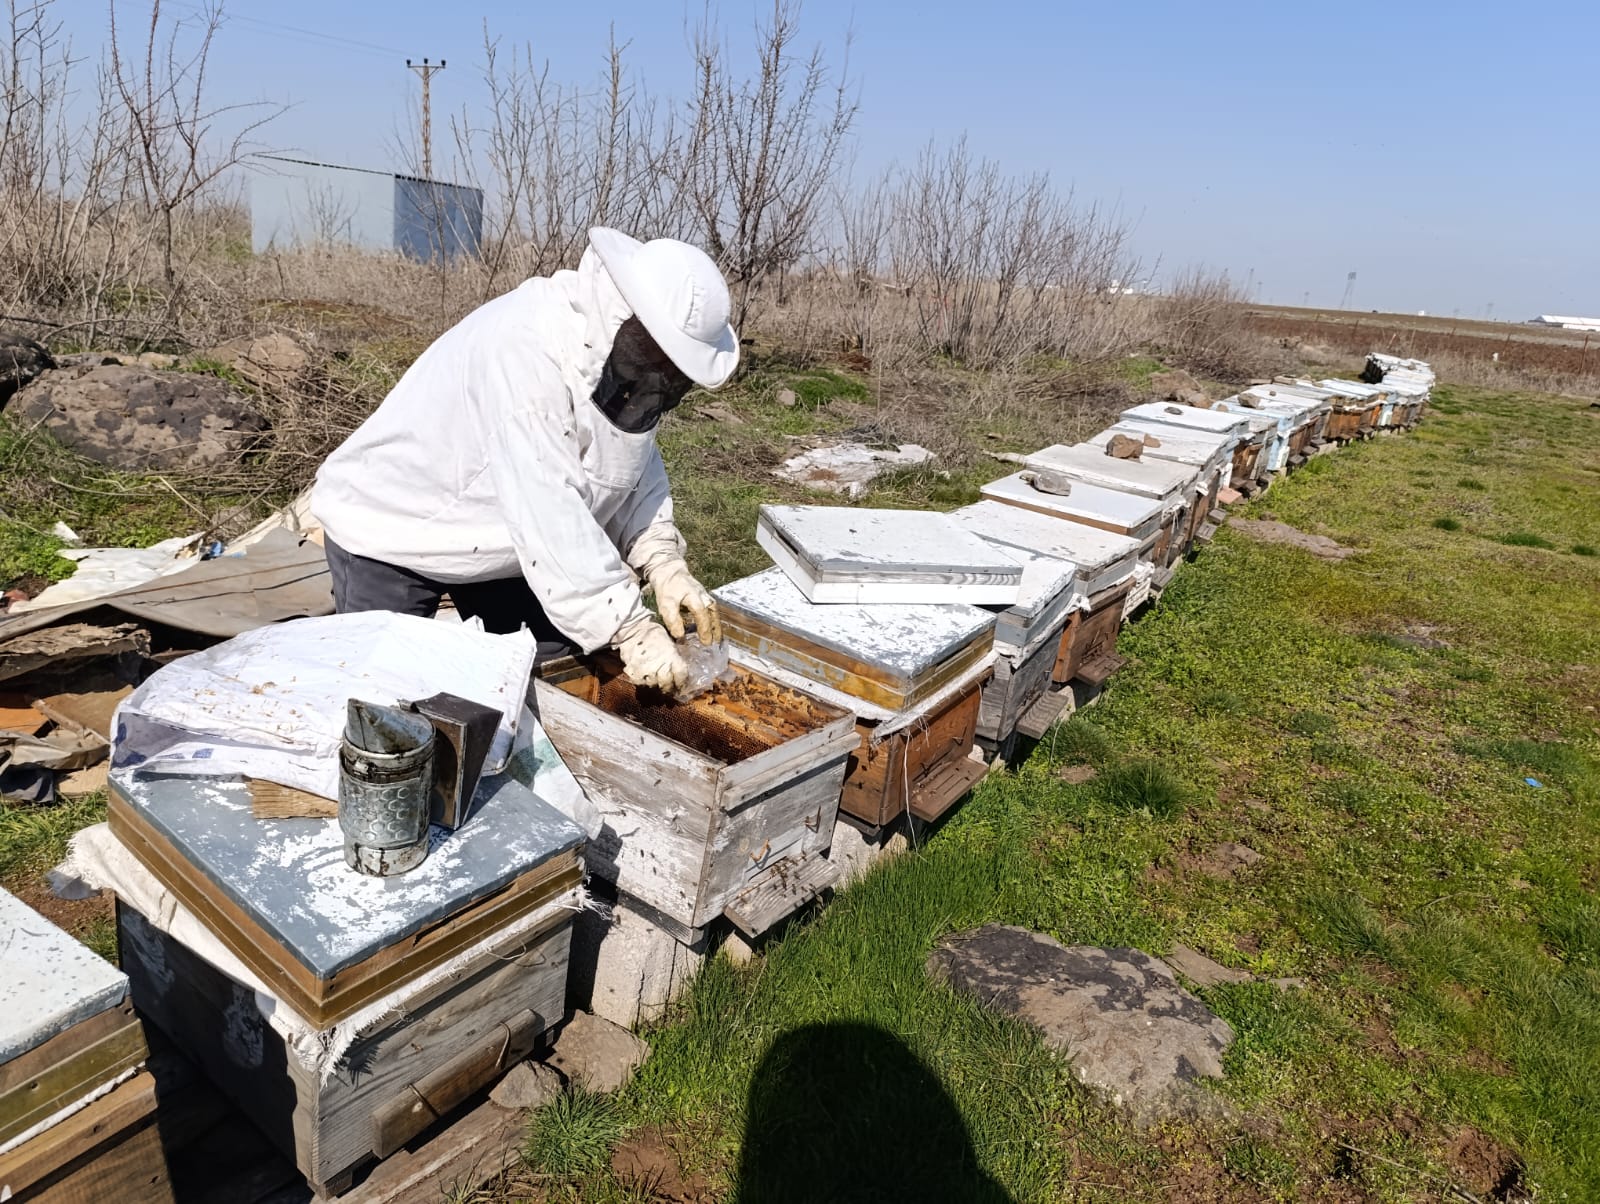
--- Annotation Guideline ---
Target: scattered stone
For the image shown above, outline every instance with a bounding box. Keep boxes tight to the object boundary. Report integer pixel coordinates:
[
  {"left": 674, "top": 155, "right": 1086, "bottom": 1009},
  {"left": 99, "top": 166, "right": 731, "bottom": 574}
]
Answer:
[
  {"left": 7, "top": 364, "right": 267, "bottom": 470},
  {"left": 1021, "top": 469, "right": 1074, "bottom": 496},
  {"left": 134, "top": 352, "right": 179, "bottom": 370},
  {"left": 1141, "top": 433, "right": 1163, "bottom": 448},
  {"left": 1270, "top": 977, "right": 1309, "bottom": 992},
  {"left": 1217, "top": 487, "right": 1243, "bottom": 505},
  {"left": 1229, "top": 519, "right": 1356, "bottom": 561},
  {"left": 775, "top": 387, "right": 798, "bottom": 408},
  {"left": 489, "top": 1059, "right": 562, "bottom": 1110},
  {"left": 1202, "top": 841, "right": 1263, "bottom": 877},
  {"left": 1163, "top": 943, "right": 1253, "bottom": 988},
  {"left": 1058, "top": 764, "right": 1098, "bottom": 785},
  {"left": 0, "top": 330, "right": 55, "bottom": 407},
  {"left": 694, "top": 402, "right": 745, "bottom": 426},
  {"left": 1149, "top": 368, "right": 1210, "bottom": 408},
  {"left": 1106, "top": 433, "right": 1145, "bottom": 460},
  {"left": 203, "top": 331, "right": 309, "bottom": 391},
  {"left": 546, "top": 1010, "right": 651, "bottom": 1093},
  {"left": 928, "top": 924, "right": 1234, "bottom": 1121}
]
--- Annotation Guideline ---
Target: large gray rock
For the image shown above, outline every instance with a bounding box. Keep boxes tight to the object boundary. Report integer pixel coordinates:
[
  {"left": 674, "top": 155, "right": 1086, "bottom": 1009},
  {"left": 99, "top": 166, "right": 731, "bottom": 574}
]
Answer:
[
  {"left": 546, "top": 1011, "right": 650, "bottom": 1093},
  {"left": 0, "top": 331, "right": 55, "bottom": 407},
  {"left": 9, "top": 363, "right": 267, "bottom": 469},
  {"left": 202, "top": 332, "right": 309, "bottom": 392},
  {"left": 928, "top": 924, "right": 1234, "bottom": 1120}
]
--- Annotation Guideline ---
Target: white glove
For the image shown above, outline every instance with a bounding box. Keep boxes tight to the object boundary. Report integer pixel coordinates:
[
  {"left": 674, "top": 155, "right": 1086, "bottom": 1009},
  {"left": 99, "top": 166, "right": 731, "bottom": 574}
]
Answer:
[
  {"left": 613, "top": 615, "right": 689, "bottom": 694},
  {"left": 648, "top": 559, "right": 722, "bottom": 646}
]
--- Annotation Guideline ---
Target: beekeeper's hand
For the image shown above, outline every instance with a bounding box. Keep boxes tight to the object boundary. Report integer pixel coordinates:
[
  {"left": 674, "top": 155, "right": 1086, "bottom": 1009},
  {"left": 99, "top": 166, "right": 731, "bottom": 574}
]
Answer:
[
  {"left": 649, "top": 559, "right": 722, "bottom": 646},
  {"left": 614, "top": 615, "right": 689, "bottom": 694}
]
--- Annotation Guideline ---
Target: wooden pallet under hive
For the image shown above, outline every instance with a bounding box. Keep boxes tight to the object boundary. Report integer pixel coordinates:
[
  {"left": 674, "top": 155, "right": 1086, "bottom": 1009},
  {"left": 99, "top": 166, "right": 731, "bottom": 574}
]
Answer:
[
  {"left": 716, "top": 569, "right": 995, "bottom": 829},
  {"left": 534, "top": 654, "right": 858, "bottom": 941}
]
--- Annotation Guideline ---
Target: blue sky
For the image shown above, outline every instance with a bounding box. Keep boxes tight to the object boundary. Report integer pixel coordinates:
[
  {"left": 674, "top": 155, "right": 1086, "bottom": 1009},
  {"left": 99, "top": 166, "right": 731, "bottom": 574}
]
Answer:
[{"left": 52, "top": 0, "right": 1600, "bottom": 317}]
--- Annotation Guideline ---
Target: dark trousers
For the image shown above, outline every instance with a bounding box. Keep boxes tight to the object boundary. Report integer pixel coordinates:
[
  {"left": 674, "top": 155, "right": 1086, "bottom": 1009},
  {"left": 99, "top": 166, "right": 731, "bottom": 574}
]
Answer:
[{"left": 324, "top": 538, "right": 578, "bottom": 663}]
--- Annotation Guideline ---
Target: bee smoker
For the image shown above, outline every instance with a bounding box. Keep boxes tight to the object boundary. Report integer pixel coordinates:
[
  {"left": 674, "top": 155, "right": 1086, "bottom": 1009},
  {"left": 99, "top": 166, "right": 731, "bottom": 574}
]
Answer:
[{"left": 338, "top": 699, "right": 436, "bottom": 877}]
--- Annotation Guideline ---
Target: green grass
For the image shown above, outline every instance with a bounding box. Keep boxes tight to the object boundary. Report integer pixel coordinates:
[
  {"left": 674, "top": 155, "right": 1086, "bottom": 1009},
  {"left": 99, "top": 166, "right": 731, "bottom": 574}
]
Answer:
[
  {"left": 0, "top": 795, "right": 107, "bottom": 880},
  {"left": 1497, "top": 530, "right": 1555, "bottom": 549},
  {"left": 1432, "top": 516, "right": 1461, "bottom": 531},
  {"left": 519, "top": 382, "right": 1600, "bottom": 1202}
]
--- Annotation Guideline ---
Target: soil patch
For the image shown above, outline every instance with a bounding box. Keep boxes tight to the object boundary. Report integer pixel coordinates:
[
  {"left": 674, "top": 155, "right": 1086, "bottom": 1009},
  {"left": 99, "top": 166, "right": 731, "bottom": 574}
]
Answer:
[
  {"left": 610, "top": 1126, "right": 712, "bottom": 1203},
  {"left": 1229, "top": 519, "right": 1356, "bottom": 561}
]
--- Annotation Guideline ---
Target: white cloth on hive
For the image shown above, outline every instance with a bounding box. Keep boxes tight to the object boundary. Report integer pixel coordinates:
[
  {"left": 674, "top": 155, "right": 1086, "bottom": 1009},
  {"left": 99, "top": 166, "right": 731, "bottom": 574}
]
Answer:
[{"left": 111, "top": 611, "right": 534, "bottom": 799}]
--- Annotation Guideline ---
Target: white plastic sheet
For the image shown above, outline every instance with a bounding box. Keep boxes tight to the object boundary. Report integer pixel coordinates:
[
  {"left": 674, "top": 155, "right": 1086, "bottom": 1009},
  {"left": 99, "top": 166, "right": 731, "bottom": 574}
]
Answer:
[{"left": 111, "top": 612, "right": 535, "bottom": 798}]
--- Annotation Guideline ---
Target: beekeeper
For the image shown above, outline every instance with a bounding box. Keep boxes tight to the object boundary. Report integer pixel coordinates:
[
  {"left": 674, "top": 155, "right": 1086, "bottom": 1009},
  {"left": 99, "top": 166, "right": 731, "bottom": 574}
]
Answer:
[{"left": 311, "top": 228, "right": 737, "bottom": 695}]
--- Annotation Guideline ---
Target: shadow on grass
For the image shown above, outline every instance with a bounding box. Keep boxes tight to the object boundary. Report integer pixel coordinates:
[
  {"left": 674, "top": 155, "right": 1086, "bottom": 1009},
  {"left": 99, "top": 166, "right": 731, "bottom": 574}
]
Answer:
[{"left": 735, "top": 1021, "right": 1014, "bottom": 1204}]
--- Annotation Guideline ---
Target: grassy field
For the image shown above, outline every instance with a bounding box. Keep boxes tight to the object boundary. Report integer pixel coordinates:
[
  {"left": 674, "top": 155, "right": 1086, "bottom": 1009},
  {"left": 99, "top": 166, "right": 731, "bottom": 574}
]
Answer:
[
  {"left": 4, "top": 371, "right": 1598, "bottom": 1202},
  {"left": 495, "top": 383, "right": 1600, "bottom": 1203}
]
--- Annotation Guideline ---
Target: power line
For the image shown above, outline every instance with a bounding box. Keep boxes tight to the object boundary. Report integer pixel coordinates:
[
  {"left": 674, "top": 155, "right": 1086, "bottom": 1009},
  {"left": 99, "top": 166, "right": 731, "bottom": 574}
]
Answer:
[{"left": 164, "top": 2, "right": 410, "bottom": 60}]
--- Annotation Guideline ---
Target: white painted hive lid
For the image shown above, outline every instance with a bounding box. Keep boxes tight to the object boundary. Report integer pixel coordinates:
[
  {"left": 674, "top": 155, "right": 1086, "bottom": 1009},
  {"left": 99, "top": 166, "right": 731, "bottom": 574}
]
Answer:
[
  {"left": 1121, "top": 401, "right": 1250, "bottom": 439},
  {"left": 949, "top": 501, "right": 1141, "bottom": 575},
  {"left": 1100, "top": 420, "right": 1234, "bottom": 460},
  {"left": 978, "top": 472, "right": 1165, "bottom": 533},
  {"left": 1240, "top": 387, "right": 1330, "bottom": 417},
  {"left": 1023, "top": 443, "right": 1200, "bottom": 500},
  {"left": 715, "top": 568, "right": 996, "bottom": 678},
  {"left": 1318, "top": 378, "right": 1388, "bottom": 399},
  {"left": 757, "top": 505, "right": 1024, "bottom": 604},
  {"left": 0, "top": 886, "right": 129, "bottom": 1062},
  {"left": 1215, "top": 397, "right": 1297, "bottom": 436}
]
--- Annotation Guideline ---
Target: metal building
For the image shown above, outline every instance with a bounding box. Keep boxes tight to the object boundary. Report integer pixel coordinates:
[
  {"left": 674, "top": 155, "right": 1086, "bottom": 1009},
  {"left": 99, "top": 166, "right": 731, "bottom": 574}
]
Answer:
[{"left": 249, "top": 156, "right": 482, "bottom": 261}]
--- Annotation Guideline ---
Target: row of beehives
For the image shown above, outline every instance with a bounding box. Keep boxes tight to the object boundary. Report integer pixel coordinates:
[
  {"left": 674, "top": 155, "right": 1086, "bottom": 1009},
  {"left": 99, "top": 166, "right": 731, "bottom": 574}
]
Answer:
[{"left": 532, "top": 353, "right": 1436, "bottom": 958}]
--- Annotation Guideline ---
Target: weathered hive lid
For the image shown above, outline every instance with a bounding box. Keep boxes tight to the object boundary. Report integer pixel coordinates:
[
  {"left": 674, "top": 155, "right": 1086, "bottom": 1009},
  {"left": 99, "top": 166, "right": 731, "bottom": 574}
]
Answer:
[
  {"left": 0, "top": 886, "right": 129, "bottom": 1062},
  {"left": 1381, "top": 373, "right": 1432, "bottom": 396},
  {"left": 1120, "top": 401, "right": 1251, "bottom": 441},
  {"left": 1240, "top": 386, "right": 1330, "bottom": 420},
  {"left": 1318, "top": 378, "right": 1390, "bottom": 400},
  {"left": 1270, "top": 379, "right": 1358, "bottom": 404},
  {"left": 934, "top": 514, "right": 1076, "bottom": 655},
  {"left": 1082, "top": 423, "right": 1231, "bottom": 476},
  {"left": 1215, "top": 396, "right": 1298, "bottom": 437},
  {"left": 109, "top": 769, "right": 586, "bottom": 988},
  {"left": 949, "top": 501, "right": 1140, "bottom": 598},
  {"left": 1023, "top": 443, "right": 1201, "bottom": 504},
  {"left": 756, "top": 505, "right": 1023, "bottom": 606},
  {"left": 715, "top": 568, "right": 996, "bottom": 709},
  {"left": 979, "top": 472, "right": 1166, "bottom": 544}
]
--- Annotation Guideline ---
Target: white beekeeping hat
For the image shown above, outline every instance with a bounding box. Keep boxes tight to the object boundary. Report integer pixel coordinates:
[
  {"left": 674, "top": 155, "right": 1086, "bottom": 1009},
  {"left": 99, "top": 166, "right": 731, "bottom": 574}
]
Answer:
[{"left": 587, "top": 227, "right": 740, "bottom": 389}]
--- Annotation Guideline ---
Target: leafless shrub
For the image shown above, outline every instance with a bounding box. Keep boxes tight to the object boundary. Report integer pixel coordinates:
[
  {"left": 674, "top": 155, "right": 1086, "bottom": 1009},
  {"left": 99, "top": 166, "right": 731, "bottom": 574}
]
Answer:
[{"left": 1149, "top": 265, "right": 1268, "bottom": 380}]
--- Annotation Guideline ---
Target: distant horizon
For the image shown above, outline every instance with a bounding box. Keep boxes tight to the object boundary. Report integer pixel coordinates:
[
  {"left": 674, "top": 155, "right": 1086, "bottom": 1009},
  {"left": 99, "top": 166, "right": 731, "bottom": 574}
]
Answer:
[{"left": 37, "top": 0, "right": 1600, "bottom": 319}]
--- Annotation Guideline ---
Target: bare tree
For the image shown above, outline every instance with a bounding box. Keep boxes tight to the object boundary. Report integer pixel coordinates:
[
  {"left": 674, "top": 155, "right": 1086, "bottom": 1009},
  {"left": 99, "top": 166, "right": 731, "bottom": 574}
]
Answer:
[
  {"left": 106, "top": 0, "right": 278, "bottom": 290},
  {"left": 680, "top": 0, "right": 856, "bottom": 328}
]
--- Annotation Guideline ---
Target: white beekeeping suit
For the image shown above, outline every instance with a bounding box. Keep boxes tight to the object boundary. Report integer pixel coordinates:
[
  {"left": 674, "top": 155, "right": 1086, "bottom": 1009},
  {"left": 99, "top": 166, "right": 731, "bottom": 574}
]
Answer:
[{"left": 311, "top": 229, "right": 737, "bottom": 692}]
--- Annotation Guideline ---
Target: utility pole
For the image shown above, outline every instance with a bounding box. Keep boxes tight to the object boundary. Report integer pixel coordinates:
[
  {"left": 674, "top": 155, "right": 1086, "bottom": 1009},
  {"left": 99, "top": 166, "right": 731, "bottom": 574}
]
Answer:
[
  {"left": 406, "top": 57, "right": 446, "bottom": 179},
  {"left": 1339, "top": 270, "right": 1357, "bottom": 311}
]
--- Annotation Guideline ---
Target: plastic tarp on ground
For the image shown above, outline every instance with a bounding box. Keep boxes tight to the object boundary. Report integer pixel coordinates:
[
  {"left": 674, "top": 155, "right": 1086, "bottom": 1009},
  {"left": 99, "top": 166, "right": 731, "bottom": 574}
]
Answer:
[{"left": 111, "top": 611, "right": 536, "bottom": 799}]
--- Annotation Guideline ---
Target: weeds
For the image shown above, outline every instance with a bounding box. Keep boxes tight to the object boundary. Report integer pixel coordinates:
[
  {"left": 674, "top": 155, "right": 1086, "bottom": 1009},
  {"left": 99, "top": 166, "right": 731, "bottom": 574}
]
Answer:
[
  {"left": 523, "top": 1091, "right": 629, "bottom": 1178},
  {"left": 1301, "top": 890, "right": 1395, "bottom": 961},
  {"left": 1574, "top": 544, "right": 1598, "bottom": 557},
  {"left": 1096, "top": 759, "right": 1187, "bottom": 818},
  {"left": 0, "top": 795, "right": 107, "bottom": 880},
  {"left": 1498, "top": 531, "right": 1555, "bottom": 549},
  {"left": 1047, "top": 716, "right": 1112, "bottom": 766},
  {"left": 1433, "top": 516, "right": 1462, "bottom": 531},
  {"left": 1457, "top": 477, "right": 1488, "bottom": 491}
]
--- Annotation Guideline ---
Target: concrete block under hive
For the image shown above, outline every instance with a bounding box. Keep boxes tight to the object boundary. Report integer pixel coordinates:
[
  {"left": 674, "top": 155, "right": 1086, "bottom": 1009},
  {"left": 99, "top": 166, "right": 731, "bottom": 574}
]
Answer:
[
  {"left": 0, "top": 888, "right": 164, "bottom": 1204},
  {"left": 949, "top": 501, "right": 1140, "bottom": 692},
  {"left": 106, "top": 768, "right": 585, "bottom": 1196},
  {"left": 533, "top": 654, "right": 858, "bottom": 941},
  {"left": 1024, "top": 442, "right": 1206, "bottom": 562},
  {"left": 716, "top": 569, "right": 996, "bottom": 830},
  {"left": 755, "top": 504, "right": 1023, "bottom": 606}
]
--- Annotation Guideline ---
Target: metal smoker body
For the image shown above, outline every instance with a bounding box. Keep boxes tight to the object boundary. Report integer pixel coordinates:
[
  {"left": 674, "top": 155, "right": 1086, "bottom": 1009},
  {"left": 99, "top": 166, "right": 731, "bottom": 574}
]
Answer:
[{"left": 338, "top": 700, "right": 436, "bottom": 876}]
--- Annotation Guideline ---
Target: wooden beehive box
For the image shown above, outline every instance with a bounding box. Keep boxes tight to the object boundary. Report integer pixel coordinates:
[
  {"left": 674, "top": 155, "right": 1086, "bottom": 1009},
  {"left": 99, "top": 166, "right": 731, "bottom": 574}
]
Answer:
[
  {"left": 949, "top": 500, "right": 1139, "bottom": 690},
  {"left": 533, "top": 653, "right": 858, "bottom": 940},
  {"left": 1213, "top": 398, "right": 1297, "bottom": 474},
  {"left": 716, "top": 569, "right": 995, "bottom": 829},
  {"left": 980, "top": 471, "right": 1166, "bottom": 565},
  {"left": 755, "top": 505, "right": 1023, "bottom": 605},
  {"left": 116, "top": 892, "right": 572, "bottom": 1199},
  {"left": 107, "top": 770, "right": 585, "bottom": 1031},
  {"left": 1317, "top": 379, "right": 1392, "bottom": 430},
  {"left": 1246, "top": 384, "right": 1334, "bottom": 444},
  {"left": 1240, "top": 388, "right": 1329, "bottom": 461},
  {"left": 0, "top": 888, "right": 165, "bottom": 1204},
  {"left": 969, "top": 547, "right": 1076, "bottom": 752},
  {"left": 1023, "top": 443, "right": 1201, "bottom": 563},
  {"left": 1118, "top": 402, "right": 1265, "bottom": 491}
]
